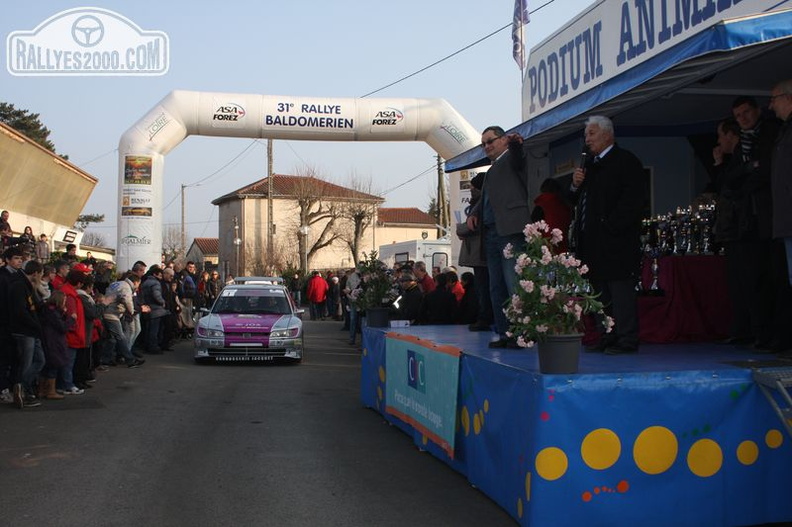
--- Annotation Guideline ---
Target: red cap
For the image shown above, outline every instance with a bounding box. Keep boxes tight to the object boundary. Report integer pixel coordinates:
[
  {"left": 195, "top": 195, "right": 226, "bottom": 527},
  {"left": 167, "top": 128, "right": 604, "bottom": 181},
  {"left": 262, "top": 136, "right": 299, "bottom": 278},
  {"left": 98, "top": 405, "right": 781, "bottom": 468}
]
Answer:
[{"left": 72, "top": 263, "right": 92, "bottom": 274}]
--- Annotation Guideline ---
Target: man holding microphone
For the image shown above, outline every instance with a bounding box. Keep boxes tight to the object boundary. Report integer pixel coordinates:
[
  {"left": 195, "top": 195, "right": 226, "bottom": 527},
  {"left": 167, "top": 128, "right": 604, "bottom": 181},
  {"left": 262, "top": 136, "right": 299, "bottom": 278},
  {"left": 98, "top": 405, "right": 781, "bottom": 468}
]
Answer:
[{"left": 568, "top": 116, "right": 647, "bottom": 355}]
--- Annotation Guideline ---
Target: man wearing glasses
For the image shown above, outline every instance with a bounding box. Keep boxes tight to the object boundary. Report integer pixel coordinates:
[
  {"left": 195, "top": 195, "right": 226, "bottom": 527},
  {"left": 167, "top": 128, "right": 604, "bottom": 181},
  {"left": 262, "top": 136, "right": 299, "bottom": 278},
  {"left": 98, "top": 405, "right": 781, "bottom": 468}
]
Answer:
[{"left": 466, "top": 126, "right": 530, "bottom": 348}]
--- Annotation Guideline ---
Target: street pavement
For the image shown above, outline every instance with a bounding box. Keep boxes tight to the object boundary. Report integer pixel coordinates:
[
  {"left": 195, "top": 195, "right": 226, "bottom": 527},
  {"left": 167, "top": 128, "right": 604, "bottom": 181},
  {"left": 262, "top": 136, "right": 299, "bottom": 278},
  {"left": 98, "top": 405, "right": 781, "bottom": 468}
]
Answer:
[{"left": 0, "top": 319, "right": 517, "bottom": 527}]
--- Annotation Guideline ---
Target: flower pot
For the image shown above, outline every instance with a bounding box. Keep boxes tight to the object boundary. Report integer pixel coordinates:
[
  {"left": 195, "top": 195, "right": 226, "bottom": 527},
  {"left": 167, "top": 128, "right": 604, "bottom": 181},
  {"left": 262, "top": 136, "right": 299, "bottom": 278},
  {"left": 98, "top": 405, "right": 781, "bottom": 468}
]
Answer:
[
  {"left": 365, "top": 307, "right": 391, "bottom": 328},
  {"left": 537, "top": 334, "right": 582, "bottom": 374}
]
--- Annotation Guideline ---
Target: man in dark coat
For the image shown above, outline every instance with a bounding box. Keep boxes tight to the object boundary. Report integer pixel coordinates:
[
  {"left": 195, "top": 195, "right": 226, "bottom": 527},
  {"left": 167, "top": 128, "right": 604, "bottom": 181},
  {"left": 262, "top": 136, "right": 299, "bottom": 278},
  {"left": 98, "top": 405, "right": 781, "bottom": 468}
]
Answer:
[
  {"left": 730, "top": 96, "right": 782, "bottom": 350},
  {"left": 569, "top": 115, "right": 647, "bottom": 354},
  {"left": 769, "top": 80, "right": 792, "bottom": 354},
  {"left": 466, "top": 126, "right": 531, "bottom": 348}
]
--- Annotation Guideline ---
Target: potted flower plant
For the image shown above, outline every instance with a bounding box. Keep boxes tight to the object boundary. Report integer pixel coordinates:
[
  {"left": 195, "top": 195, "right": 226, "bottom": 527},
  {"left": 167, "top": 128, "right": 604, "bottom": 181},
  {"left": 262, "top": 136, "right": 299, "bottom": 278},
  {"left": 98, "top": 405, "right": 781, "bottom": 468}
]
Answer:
[
  {"left": 503, "top": 220, "right": 612, "bottom": 373},
  {"left": 350, "top": 250, "right": 400, "bottom": 327}
]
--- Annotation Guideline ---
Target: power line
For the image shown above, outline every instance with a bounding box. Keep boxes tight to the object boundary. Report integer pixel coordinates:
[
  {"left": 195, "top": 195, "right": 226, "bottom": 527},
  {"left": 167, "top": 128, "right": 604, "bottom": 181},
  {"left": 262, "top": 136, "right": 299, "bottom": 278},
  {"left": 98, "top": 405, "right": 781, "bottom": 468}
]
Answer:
[{"left": 359, "top": 0, "right": 557, "bottom": 98}]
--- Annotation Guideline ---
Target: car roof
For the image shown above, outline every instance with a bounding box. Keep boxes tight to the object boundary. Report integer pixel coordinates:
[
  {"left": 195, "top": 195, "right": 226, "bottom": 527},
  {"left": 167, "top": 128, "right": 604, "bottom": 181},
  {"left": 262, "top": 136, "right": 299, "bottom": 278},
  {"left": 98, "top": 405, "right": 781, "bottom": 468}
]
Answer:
[{"left": 223, "top": 284, "right": 287, "bottom": 291}]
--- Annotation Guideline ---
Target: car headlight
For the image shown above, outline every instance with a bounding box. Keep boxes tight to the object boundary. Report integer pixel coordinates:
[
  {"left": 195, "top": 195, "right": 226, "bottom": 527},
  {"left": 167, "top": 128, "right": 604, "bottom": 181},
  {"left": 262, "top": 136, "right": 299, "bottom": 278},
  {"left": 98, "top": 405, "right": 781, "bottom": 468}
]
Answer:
[
  {"left": 270, "top": 328, "right": 299, "bottom": 338},
  {"left": 197, "top": 327, "right": 224, "bottom": 338}
]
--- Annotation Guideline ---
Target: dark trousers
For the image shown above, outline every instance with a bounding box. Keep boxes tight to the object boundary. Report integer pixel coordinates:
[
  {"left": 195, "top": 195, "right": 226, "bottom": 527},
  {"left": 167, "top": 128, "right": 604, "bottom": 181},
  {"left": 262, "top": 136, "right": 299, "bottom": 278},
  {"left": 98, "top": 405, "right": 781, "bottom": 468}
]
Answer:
[
  {"left": 474, "top": 265, "right": 493, "bottom": 325},
  {"left": 724, "top": 240, "right": 768, "bottom": 340},
  {"left": 146, "top": 316, "right": 163, "bottom": 352},
  {"left": 74, "top": 346, "right": 92, "bottom": 383},
  {"left": 592, "top": 277, "right": 639, "bottom": 348}
]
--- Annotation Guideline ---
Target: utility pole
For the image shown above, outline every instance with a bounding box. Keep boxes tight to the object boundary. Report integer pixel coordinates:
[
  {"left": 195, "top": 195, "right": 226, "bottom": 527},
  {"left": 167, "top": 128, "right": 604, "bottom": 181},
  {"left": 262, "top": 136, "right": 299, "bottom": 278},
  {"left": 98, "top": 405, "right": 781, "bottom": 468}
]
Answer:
[
  {"left": 233, "top": 216, "right": 241, "bottom": 278},
  {"left": 180, "top": 183, "right": 186, "bottom": 259},
  {"left": 267, "top": 139, "right": 274, "bottom": 267},
  {"left": 436, "top": 155, "right": 450, "bottom": 238}
]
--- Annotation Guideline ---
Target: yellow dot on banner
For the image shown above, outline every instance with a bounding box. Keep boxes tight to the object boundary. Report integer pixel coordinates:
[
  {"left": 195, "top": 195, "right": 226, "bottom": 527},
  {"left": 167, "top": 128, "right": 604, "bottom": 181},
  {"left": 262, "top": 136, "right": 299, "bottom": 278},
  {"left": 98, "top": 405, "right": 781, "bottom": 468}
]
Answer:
[
  {"left": 736, "top": 440, "right": 759, "bottom": 465},
  {"left": 422, "top": 435, "right": 428, "bottom": 445},
  {"left": 766, "top": 429, "right": 784, "bottom": 449},
  {"left": 535, "top": 447, "right": 569, "bottom": 481},
  {"left": 378, "top": 366, "right": 385, "bottom": 383},
  {"left": 460, "top": 406, "right": 470, "bottom": 436},
  {"left": 473, "top": 412, "right": 482, "bottom": 435},
  {"left": 479, "top": 409, "right": 485, "bottom": 428},
  {"left": 581, "top": 428, "right": 621, "bottom": 470},
  {"left": 484, "top": 399, "right": 490, "bottom": 413},
  {"left": 633, "top": 426, "right": 678, "bottom": 475},
  {"left": 376, "top": 386, "right": 383, "bottom": 401},
  {"left": 525, "top": 471, "right": 532, "bottom": 502},
  {"left": 363, "top": 348, "right": 368, "bottom": 357},
  {"left": 517, "top": 498, "right": 523, "bottom": 518},
  {"left": 688, "top": 438, "right": 723, "bottom": 477}
]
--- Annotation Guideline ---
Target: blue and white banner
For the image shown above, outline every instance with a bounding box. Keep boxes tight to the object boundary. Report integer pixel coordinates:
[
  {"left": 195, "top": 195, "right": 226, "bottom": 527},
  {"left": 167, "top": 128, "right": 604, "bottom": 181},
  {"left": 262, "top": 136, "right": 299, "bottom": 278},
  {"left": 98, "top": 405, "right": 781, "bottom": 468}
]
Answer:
[
  {"left": 521, "top": 0, "right": 787, "bottom": 121},
  {"left": 385, "top": 334, "right": 461, "bottom": 458},
  {"left": 512, "top": 0, "right": 530, "bottom": 69}
]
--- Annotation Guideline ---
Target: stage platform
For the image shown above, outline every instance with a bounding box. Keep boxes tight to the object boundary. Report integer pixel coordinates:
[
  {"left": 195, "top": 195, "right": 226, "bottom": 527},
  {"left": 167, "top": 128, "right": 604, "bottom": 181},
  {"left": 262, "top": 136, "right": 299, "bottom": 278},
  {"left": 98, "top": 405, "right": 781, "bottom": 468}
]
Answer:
[{"left": 360, "top": 324, "right": 792, "bottom": 527}]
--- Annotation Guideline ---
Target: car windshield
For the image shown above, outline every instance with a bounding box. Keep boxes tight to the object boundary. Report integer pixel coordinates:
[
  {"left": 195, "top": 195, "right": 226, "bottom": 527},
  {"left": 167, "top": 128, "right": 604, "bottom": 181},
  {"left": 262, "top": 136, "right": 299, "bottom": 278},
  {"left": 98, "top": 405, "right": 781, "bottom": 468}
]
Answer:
[{"left": 212, "top": 289, "right": 291, "bottom": 315}]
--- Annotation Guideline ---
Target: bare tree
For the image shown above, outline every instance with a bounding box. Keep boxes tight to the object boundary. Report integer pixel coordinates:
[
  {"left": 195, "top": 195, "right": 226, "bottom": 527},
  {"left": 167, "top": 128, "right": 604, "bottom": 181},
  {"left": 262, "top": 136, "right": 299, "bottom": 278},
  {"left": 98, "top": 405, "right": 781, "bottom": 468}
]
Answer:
[
  {"left": 287, "top": 166, "right": 344, "bottom": 272},
  {"left": 245, "top": 239, "right": 290, "bottom": 276},
  {"left": 162, "top": 225, "right": 183, "bottom": 264},
  {"left": 81, "top": 231, "right": 107, "bottom": 247},
  {"left": 337, "top": 172, "right": 383, "bottom": 265}
]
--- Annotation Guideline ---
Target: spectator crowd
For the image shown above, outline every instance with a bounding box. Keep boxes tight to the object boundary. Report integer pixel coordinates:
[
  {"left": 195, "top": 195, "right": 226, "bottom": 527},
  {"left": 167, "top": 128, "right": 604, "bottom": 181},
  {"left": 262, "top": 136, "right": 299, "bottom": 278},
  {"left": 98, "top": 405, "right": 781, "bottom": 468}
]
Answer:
[{"left": 0, "top": 226, "right": 215, "bottom": 410}]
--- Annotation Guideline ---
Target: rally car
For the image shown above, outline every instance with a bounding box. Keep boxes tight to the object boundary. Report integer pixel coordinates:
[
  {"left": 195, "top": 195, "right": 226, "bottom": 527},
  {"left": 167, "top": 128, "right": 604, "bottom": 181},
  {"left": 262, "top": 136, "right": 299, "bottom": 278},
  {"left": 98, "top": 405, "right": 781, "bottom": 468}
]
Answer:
[{"left": 193, "top": 278, "right": 304, "bottom": 364}]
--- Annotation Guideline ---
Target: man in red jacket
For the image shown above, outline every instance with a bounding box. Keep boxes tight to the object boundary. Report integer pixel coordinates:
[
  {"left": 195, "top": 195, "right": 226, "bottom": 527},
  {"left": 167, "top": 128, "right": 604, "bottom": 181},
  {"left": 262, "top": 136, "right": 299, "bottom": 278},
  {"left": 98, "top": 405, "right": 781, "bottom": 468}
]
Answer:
[{"left": 306, "top": 271, "right": 329, "bottom": 320}]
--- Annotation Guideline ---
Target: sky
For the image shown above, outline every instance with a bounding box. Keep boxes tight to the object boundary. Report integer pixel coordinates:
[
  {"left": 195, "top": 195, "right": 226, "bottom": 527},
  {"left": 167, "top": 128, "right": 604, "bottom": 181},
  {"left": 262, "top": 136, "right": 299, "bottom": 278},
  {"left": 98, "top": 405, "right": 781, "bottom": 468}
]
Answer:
[{"left": 1, "top": 0, "right": 592, "bottom": 247}]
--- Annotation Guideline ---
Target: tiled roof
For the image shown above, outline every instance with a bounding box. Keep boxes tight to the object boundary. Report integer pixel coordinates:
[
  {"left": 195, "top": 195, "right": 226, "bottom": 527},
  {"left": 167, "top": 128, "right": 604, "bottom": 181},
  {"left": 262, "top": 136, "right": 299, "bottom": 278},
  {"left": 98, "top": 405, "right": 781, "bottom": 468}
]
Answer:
[
  {"left": 377, "top": 207, "right": 436, "bottom": 226},
  {"left": 192, "top": 237, "right": 219, "bottom": 255},
  {"left": 212, "top": 174, "right": 384, "bottom": 205}
]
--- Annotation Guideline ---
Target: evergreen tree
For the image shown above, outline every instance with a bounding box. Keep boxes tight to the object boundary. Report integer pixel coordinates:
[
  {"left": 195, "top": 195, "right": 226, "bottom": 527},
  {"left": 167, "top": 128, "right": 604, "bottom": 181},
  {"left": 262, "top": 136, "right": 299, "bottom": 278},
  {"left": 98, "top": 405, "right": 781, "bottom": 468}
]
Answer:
[{"left": 0, "top": 101, "right": 57, "bottom": 152}]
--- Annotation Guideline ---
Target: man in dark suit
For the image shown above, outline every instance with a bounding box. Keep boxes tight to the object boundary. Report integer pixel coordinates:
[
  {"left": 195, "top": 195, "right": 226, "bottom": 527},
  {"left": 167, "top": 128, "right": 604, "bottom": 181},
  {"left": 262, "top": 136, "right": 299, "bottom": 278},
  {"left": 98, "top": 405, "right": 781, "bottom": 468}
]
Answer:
[
  {"left": 569, "top": 116, "right": 646, "bottom": 355},
  {"left": 466, "top": 126, "right": 531, "bottom": 348}
]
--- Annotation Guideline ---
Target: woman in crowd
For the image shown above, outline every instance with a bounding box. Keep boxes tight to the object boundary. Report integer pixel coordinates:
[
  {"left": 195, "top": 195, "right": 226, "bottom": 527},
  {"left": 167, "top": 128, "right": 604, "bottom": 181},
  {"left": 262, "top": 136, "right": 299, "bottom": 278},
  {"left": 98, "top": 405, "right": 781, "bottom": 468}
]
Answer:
[
  {"left": 208, "top": 270, "right": 223, "bottom": 305},
  {"left": 39, "top": 291, "right": 71, "bottom": 400},
  {"left": 19, "top": 226, "right": 36, "bottom": 258}
]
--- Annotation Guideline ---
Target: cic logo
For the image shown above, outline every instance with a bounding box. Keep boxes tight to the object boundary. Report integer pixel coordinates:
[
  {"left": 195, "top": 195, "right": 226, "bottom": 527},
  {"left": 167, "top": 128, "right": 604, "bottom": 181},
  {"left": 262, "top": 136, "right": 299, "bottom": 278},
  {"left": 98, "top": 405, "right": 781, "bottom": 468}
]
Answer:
[{"left": 407, "top": 350, "right": 426, "bottom": 394}]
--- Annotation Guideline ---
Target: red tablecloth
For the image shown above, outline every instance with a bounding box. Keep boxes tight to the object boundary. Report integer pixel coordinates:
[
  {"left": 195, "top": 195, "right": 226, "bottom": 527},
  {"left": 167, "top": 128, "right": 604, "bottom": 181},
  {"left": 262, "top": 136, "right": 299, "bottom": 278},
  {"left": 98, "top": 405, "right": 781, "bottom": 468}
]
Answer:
[{"left": 638, "top": 255, "right": 731, "bottom": 343}]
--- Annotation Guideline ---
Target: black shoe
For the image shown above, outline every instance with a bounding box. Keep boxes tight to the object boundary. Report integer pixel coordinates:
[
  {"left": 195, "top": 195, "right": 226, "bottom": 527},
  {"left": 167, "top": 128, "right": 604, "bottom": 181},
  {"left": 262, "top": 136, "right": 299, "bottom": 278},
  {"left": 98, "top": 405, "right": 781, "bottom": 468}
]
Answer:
[
  {"left": 584, "top": 339, "right": 611, "bottom": 353},
  {"left": 753, "top": 340, "right": 775, "bottom": 353},
  {"left": 146, "top": 349, "right": 164, "bottom": 355},
  {"left": 128, "top": 359, "right": 145, "bottom": 368},
  {"left": 718, "top": 336, "right": 754, "bottom": 346},
  {"left": 506, "top": 338, "right": 521, "bottom": 349},
  {"left": 22, "top": 395, "right": 41, "bottom": 408},
  {"left": 488, "top": 338, "right": 508, "bottom": 349},
  {"left": 605, "top": 344, "right": 638, "bottom": 355},
  {"left": 133, "top": 350, "right": 145, "bottom": 359},
  {"left": 468, "top": 322, "right": 491, "bottom": 332}
]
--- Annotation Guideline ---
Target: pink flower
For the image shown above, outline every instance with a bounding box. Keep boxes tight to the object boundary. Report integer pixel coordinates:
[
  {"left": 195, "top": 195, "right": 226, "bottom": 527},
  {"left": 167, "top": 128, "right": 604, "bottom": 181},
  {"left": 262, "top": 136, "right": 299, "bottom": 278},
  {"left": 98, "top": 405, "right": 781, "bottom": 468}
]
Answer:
[
  {"left": 578, "top": 264, "right": 589, "bottom": 276},
  {"left": 539, "top": 285, "right": 556, "bottom": 301},
  {"left": 550, "top": 228, "right": 564, "bottom": 245},
  {"left": 517, "top": 336, "right": 535, "bottom": 348},
  {"left": 503, "top": 243, "right": 515, "bottom": 259},
  {"left": 540, "top": 245, "right": 553, "bottom": 265},
  {"left": 520, "top": 279, "right": 535, "bottom": 293},
  {"left": 535, "top": 324, "right": 548, "bottom": 333}
]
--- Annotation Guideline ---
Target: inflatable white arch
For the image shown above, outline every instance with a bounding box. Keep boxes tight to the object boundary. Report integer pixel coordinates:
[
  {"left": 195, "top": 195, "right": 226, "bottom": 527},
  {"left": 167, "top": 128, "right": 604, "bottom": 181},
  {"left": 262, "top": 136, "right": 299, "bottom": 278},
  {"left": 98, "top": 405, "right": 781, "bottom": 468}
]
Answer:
[{"left": 117, "top": 90, "right": 480, "bottom": 271}]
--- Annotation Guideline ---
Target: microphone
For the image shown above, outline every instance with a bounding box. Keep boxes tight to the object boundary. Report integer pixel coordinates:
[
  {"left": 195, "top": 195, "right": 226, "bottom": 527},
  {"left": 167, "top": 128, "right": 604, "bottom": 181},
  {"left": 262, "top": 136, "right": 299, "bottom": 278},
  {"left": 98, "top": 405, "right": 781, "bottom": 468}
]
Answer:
[{"left": 580, "top": 151, "right": 588, "bottom": 170}]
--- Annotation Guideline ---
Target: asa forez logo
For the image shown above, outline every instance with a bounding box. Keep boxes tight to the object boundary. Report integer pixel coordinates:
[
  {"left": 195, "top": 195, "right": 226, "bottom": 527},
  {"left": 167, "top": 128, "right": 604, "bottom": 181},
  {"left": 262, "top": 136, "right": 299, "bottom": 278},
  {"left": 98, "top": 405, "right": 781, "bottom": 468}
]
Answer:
[
  {"left": 372, "top": 107, "right": 403, "bottom": 126},
  {"left": 440, "top": 122, "right": 469, "bottom": 145},
  {"left": 212, "top": 102, "right": 247, "bottom": 127},
  {"left": 120, "top": 234, "right": 152, "bottom": 245},
  {"left": 6, "top": 7, "right": 169, "bottom": 76}
]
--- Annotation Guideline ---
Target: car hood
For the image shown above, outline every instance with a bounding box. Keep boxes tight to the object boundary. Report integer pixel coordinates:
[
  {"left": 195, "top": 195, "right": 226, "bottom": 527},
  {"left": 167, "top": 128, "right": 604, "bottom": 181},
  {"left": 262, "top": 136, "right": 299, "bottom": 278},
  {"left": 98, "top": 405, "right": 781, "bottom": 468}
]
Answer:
[{"left": 199, "top": 313, "right": 299, "bottom": 332}]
